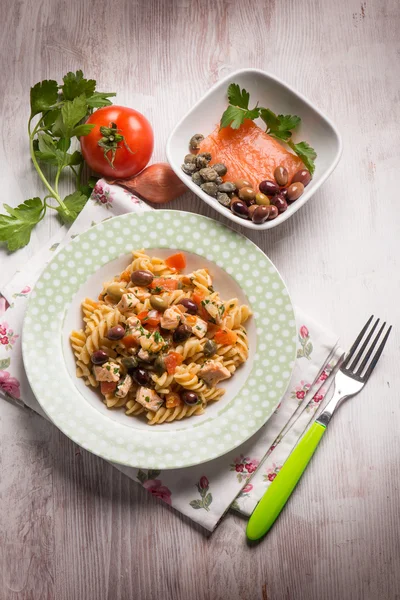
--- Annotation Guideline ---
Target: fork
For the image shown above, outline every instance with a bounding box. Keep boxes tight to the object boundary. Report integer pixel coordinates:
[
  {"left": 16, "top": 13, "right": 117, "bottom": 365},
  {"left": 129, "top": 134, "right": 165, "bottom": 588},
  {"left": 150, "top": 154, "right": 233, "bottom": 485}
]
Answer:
[{"left": 246, "top": 316, "right": 392, "bottom": 541}]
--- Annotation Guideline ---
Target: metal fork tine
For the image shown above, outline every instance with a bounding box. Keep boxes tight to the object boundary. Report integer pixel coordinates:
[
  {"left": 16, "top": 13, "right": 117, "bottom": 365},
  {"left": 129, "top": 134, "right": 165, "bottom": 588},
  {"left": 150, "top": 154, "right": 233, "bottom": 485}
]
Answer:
[
  {"left": 342, "top": 315, "right": 374, "bottom": 369},
  {"left": 349, "top": 318, "right": 379, "bottom": 372},
  {"left": 362, "top": 325, "right": 392, "bottom": 381},
  {"left": 355, "top": 321, "right": 386, "bottom": 377}
]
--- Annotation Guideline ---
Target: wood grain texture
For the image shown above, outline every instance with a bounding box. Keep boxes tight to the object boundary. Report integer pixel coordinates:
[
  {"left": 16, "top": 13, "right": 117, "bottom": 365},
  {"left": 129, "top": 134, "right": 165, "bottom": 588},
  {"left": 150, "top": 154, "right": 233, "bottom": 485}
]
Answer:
[{"left": 1, "top": 0, "right": 400, "bottom": 598}]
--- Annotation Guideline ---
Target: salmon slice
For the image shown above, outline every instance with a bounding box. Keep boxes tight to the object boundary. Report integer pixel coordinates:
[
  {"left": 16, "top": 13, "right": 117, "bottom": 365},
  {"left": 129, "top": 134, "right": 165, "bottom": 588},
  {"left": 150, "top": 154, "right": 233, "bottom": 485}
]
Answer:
[{"left": 199, "top": 120, "right": 304, "bottom": 190}]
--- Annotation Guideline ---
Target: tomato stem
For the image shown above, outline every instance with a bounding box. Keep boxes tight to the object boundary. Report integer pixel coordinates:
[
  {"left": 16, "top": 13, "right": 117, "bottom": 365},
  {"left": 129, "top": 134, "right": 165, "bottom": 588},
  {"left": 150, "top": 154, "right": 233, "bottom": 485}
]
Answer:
[{"left": 97, "top": 121, "right": 135, "bottom": 169}]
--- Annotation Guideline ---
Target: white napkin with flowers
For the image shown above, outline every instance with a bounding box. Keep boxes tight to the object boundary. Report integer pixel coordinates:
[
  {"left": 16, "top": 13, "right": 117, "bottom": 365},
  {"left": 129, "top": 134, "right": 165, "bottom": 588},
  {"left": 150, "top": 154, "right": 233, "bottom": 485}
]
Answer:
[{"left": 0, "top": 180, "right": 341, "bottom": 531}]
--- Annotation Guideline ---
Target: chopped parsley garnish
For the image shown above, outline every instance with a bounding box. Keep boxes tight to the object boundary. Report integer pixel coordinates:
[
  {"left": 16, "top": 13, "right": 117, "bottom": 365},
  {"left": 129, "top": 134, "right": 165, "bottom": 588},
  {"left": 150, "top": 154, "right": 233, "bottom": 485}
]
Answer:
[
  {"left": 218, "top": 305, "right": 225, "bottom": 315},
  {"left": 154, "top": 331, "right": 163, "bottom": 343},
  {"left": 153, "top": 286, "right": 162, "bottom": 294},
  {"left": 106, "top": 365, "right": 111, "bottom": 371},
  {"left": 113, "top": 368, "right": 119, "bottom": 374},
  {"left": 195, "top": 325, "right": 201, "bottom": 330},
  {"left": 145, "top": 396, "right": 150, "bottom": 402},
  {"left": 229, "top": 303, "right": 235, "bottom": 308},
  {"left": 208, "top": 316, "right": 216, "bottom": 324}
]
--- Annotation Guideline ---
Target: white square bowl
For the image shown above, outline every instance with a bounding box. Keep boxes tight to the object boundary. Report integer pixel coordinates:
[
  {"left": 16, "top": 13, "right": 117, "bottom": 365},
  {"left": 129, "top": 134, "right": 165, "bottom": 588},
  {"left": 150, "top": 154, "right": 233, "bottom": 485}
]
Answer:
[{"left": 166, "top": 68, "right": 342, "bottom": 230}]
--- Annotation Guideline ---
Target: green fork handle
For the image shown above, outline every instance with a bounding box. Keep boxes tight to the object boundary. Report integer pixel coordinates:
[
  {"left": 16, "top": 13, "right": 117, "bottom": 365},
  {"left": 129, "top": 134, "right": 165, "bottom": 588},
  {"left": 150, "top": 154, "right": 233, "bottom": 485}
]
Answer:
[{"left": 246, "top": 421, "right": 326, "bottom": 541}]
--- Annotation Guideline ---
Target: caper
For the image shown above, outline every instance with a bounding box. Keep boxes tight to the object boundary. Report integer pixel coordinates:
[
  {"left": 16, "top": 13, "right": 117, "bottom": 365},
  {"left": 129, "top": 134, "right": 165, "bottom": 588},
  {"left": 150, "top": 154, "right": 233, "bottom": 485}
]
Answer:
[
  {"left": 182, "top": 163, "right": 198, "bottom": 175},
  {"left": 217, "top": 192, "right": 231, "bottom": 207},
  {"left": 215, "top": 176, "right": 223, "bottom": 185},
  {"left": 213, "top": 163, "right": 227, "bottom": 176},
  {"left": 200, "top": 182, "right": 218, "bottom": 197},
  {"left": 184, "top": 154, "right": 197, "bottom": 165},
  {"left": 287, "top": 182, "right": 305, "bottom": 202},
  {"left": 153, "top": 355, "right": 167, "bottom": 376},
  {"left": 106, "top": 282, "right": 126, "bottom": 299},
  {"left": 121, "top": 356, "right": 139, "bottom": 372},
  {"left": 204, "top": 339, "right": 217, "bottom": 357},
  {"left": 196, "top": 153, "right": 212, "bottom": 169},
  {"left": 199, "top": 167, "right": 219, "bottom": 182},
  {"left": 238, "top": 186, "right": 256, "bottom": 204},
  {"left": 150, "top": 295, "right": 169, "bottom": 311},
  {"left": 218, "top": 182, "right": 236, "bottom": 194},
  {"left": 255, "top": 192, "right": 270, "bottom": 206},
  {"left": 191, "top": 171, "right": 203, "bottom": 186},
  {"left": 189, "top": 134, "right": 204, "bottom": 151},
  {"left": 274, "top": 165, "right": 288, "bottom": 186},
  {"left": 234, "top": 178, "right": 251, "bottom": 189}
]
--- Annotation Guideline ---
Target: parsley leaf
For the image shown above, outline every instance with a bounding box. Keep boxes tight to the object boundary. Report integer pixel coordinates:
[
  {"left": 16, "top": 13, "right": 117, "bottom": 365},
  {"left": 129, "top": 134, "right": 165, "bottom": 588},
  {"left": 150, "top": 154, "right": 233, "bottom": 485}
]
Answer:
[
  {"left": 86, "top": 91, "right": 117, "bottom": 108},
  {"left": 220, "top": 84, "right": 260, "bottom": 130},
  {"left": 30, "top": 80, "right": 58, "bottom": 117},
  {"left": 0, "top": 198, "right": 44, "bottom": 251},
  {"left": 61, "top": 70, "right": 96, "bottom": 100},
  {"left": 260, "top": 108, "right": 301, "bottom": 142},
  {"left": 60, "top": 95, "right": 88, "bottom": 135},
  {"left": 288, "top": 141, "right": 317, "bottom": 175},
  {"left": 55, "top": 191, "right": 87, "bottom": 224}
]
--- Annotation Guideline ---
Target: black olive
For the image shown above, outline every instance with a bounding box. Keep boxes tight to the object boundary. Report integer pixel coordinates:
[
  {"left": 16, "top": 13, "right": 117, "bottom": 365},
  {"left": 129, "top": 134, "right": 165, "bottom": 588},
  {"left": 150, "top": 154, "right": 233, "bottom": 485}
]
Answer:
[
  {"left": 106, "top": 325, "right": 125, "bottom": 340},
  {"left": 181, "top": 390, "right": 199, "bottom": 406},
  {"left": 173, "top": 324, "right": 192, "bottom": 343},
  {"left": 179, "top": 298, "right": 198, "bottom": 315},
  {"left": 131, "top": 368, "right": 150, "bottom": 386},
  {"left": 130, "top": 270, "right": 154, "bottom": 286},
  {"left": 91, "top": 350, "right": 109, "bottom": 365}
]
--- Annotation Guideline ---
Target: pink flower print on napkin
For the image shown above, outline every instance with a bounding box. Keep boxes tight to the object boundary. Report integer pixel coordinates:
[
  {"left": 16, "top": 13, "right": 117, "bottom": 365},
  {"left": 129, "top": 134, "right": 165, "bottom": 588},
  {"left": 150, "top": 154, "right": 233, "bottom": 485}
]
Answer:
[
  {"left": 12, "top": 285, "right": 31, "bottom": 299},
  {"left": 142, "top": 479, "right": 172, "bottom": 505},
  {"left": 242, "top": 483, "right": 253, "bottom": 494},
  {"left": 189, "top": 476, "right": 213, "bottom": 511},
  {"left": 0, "top": 322, "right": 19, "bottom": 351},
  {"left": 137, "top": 469, "right": 172, "bottom": 505},
  {"left": 0, "top": 371, "right": 21, "bottom": 398},
  {"left": 263, "top": 463, "right": 281, "bottom": 483},
  {"left": 291, "top": 380, "right": 311, "bottom": 404},
  {"left": 0, "top": 296, "right": 10, "bottom": 317},
  {"left": 230, "top": 455, "right": 260, "bottom": 483},
  {"left": 297, "top": 325, "right": 313, "bottom": 360},
  {"left": 92, "top": 182, "right": 113, "bottom": 208}
]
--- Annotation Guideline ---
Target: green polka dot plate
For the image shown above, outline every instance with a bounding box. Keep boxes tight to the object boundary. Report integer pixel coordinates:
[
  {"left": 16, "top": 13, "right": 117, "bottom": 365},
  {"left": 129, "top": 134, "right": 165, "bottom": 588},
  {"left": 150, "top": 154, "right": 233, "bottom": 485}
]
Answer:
[{"left": 23, "top": 211, "right": 296, "bottom": 469}]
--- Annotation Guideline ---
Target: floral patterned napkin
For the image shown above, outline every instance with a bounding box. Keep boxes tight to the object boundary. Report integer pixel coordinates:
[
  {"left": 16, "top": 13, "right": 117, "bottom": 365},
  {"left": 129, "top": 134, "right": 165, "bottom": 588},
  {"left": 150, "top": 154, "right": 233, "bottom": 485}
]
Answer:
[{"left": 0, "top": 179, "right": 341, "bottom": 532}]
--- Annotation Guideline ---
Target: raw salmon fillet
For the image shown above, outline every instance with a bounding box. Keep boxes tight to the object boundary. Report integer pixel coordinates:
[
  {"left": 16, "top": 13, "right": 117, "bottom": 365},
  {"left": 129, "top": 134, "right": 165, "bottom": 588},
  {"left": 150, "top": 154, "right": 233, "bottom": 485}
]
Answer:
[{"left": 199, "top": 120, "right": 304, "bottom": 190}]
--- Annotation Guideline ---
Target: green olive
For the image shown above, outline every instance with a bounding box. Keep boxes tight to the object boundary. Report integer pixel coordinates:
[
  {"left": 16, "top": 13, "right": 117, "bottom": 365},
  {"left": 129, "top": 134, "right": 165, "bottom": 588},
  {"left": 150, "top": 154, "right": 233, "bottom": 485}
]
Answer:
[
  {"left": 255, "top": 192, "right": 270, "bottom": 206},
  {"left": 106, "top": 282, "right": 126, "bottom": 299},
  {"left": 150, "top": 295, "right": 169, "bottom": 311}
]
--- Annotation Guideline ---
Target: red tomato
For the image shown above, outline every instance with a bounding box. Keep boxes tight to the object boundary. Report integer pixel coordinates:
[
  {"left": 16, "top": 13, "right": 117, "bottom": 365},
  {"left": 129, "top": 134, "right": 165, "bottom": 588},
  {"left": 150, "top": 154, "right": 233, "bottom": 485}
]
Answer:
[
  {"left": 121, "top": 334, "right": 139, "bottom": 348},
  {"left": 214, "top": 329, "right": 238, "bottom": 346},
  {"left": 164, "top": 352, "right": 184, "bottom": 374},
  {"left": 100, "top": 381, "right": 117, "bottom": 395},
  {"left": 80, "top": 106, "right": 154, "bottom": 179},
  {"left": 149, "top": 278, "right": 178, "bottom": 292},
  {"left": 165, "top": 253, "right": 186, "bottom": 270}
]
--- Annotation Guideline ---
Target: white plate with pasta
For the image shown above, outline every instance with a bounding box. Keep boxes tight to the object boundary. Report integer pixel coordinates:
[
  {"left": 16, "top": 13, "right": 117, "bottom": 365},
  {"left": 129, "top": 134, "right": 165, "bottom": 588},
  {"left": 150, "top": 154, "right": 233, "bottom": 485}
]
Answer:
[{"left": 23, "top": 211, "right": 296, "bottom": 469}]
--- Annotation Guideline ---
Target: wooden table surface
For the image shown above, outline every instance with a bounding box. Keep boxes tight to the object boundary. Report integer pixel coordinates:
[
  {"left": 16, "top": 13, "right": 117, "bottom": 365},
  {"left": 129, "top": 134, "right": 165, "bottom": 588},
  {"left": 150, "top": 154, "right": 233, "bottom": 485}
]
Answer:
[{"left": 1, "top": 0, "right": 399, "bottom": 598}]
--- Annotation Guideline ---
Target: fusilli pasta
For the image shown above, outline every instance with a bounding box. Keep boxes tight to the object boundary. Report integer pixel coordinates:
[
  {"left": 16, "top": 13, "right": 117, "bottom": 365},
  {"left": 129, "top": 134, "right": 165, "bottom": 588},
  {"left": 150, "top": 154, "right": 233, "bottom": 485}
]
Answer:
[{"left": 70, "top": 250, "right": 251, "bottom": 424}]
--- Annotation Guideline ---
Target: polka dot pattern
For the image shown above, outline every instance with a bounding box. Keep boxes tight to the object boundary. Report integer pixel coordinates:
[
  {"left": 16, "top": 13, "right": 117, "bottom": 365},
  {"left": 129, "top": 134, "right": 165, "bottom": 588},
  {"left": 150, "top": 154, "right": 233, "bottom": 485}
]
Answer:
[{"left": 23, "top": 211, "right": 296, "bottom": 469}]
